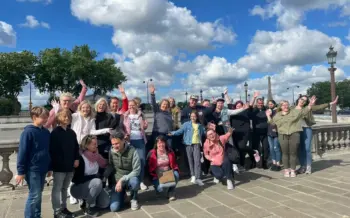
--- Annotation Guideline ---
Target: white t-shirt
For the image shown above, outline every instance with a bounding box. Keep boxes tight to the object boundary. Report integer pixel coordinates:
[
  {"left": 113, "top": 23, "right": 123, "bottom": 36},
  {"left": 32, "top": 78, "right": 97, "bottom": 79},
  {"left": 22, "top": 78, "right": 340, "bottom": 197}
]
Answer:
[
  {"left": 129, "top": 114, "right": 143, "bottom": 140},
  {"left": 82, "top": 154, "right": 99, "bottom": 176}
]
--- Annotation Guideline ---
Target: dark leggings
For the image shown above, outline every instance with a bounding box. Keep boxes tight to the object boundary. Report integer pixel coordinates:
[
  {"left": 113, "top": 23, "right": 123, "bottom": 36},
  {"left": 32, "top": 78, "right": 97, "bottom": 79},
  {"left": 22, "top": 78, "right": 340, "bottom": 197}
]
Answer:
[
  {"left": 252, "top": 131, "right": 269, "bottom": 167},
  {"left": 232, "top": 131, "right": 255, "bottom": 167}
]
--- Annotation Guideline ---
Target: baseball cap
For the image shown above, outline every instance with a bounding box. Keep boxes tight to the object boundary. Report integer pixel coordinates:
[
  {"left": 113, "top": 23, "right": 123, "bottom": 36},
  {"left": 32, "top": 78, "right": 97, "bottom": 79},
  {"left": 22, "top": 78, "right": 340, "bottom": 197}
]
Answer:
[
  {"left": 216, "top": 97, "right": 225, "bottom": 102},
  {"left": 190, "top": 95, "right": 199, "bottom": 100}
]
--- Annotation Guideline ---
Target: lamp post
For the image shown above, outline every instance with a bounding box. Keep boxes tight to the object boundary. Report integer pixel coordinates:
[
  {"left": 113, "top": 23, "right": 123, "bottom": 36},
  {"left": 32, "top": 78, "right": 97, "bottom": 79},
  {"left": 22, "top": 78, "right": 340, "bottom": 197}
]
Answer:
[
  {"left": 29, "top": 81, "right": 33, "bottom": 111},
  {"left": 200, "top": 89, "right": 203, "bottom": 102},
  {"left": 244, "top": 82, "right": 248, "bottom": 102},
  {"left": 327, "top": 45, "right": 338, "bottom": 123},
  {"left": 185, "top": 91, "right": 188, "bottom": 104},
  {"left": 63, "top": 78, "right": 68, "bottom": 92},
  {"left": 143, "top": 79, "right": 153, "bottom": 104},
  {"left": 287, "top": 85, "right": 300, "bottom": 105}
]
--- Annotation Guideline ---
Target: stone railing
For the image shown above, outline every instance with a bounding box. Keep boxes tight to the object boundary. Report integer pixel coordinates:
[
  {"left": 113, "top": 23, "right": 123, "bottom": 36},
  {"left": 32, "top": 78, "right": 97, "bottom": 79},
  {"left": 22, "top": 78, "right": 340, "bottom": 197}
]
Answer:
[
  {"left": 0, "top": 140, "right": 18, "bottom": 190},
  {"left": 312, "top": 124, "right": 350, "bottom": 159}
]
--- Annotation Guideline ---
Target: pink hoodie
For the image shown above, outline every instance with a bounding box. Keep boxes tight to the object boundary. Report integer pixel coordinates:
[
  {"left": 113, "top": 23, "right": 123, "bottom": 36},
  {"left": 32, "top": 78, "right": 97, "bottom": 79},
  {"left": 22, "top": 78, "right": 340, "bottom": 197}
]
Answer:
[{"left": 203, "top": 132, "right": 230, "bottom": 166}]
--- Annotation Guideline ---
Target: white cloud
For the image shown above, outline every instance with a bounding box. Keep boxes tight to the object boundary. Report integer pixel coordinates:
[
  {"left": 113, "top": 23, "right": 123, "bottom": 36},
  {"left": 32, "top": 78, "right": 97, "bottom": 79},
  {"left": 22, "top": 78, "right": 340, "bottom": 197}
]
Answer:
[
  {"left": 234, "top": 65, "right": 346, "bottom": 103},
  {"left": 16, "top": 0, "right": 52, "bottom": 4},
  {"left": 20, "top": 15, "right": 50, "bottom": 29},
  {"left": 237, "top": 26, "right": 345, "bottom": 72},
  {"left": 0, "top": 21, "right": 16, "bottom": 47},
  {"left": 177, "top": 55, "right": 249, "bottom": 87},
  {"left": 251, "top": 0, "right": 349, "bottom": 29}
]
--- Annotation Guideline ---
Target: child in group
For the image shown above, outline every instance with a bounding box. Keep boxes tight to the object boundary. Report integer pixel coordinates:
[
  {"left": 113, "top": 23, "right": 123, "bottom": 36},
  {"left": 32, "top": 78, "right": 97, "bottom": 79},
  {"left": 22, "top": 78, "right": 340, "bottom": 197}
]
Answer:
[
  {"left": 16, "top": 106, "right": 51, "bottom": 218},
  {"left": 50, "top": 109, "right": 80, "bottom": 218},
  {"left": 169, "top": 111, "right": 205, "bottom": 186}
]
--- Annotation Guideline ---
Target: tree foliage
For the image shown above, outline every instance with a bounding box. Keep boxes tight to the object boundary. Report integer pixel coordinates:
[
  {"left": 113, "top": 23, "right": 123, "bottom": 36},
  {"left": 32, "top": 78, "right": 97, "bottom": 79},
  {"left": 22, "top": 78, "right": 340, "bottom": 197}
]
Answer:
[
  {"left": 32, "top": 44, "right": 126, "bottom": 97},
  {"left": 0, "top": 51, "right": 37, "bottom": 98},
  {"left": 307, "top": 79, "right": 350, "bottom": 109}
]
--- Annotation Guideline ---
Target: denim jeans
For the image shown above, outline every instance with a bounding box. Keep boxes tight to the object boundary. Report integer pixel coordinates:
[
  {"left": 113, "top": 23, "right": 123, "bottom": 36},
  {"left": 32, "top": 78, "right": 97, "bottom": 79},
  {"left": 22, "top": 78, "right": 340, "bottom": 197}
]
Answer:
[
  {"left": 210, "top": 155, "right": 233, "bottom": 180},
  {"left": 152, "top": 170, "right": 179, "bottom": 193},
  {"left": 110, "top": 177, "right": 140, "bottom": 212},
  {"left": 130, "top": 139, "right": 146, "bottom": 181},
  {"left": 268, "top": 136, "right": 281, "bottom": 162},
  {"left": 24, "top": 171, "right": 46, "bottom": 218},
  {"left": 51, "top": 172, "right": 74, "bottom": 213},
  {"left": 299, "top": 127, "right": 313, "bottom": 167}
]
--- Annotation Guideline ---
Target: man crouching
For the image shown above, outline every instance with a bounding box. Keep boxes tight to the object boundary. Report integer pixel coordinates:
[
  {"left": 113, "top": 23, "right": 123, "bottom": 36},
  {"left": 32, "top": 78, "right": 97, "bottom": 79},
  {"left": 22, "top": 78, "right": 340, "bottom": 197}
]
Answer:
[{"left": 106, "top": 131, "right": 141, "bottom": 212}]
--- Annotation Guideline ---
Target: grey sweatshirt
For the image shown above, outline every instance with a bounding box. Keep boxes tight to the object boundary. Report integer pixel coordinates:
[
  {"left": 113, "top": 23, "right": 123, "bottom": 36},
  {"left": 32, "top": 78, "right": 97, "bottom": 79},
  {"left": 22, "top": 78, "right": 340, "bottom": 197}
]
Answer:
[{"left": 151, "top": 94, "right": 174, "bottom": 134}]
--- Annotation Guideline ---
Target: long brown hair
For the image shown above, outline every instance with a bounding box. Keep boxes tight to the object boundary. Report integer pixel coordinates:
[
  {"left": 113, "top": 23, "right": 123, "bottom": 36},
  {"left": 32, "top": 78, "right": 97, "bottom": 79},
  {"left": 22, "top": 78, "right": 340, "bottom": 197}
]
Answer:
[{"left": 153, "top": 135, "right": 170, "bottom": 153}]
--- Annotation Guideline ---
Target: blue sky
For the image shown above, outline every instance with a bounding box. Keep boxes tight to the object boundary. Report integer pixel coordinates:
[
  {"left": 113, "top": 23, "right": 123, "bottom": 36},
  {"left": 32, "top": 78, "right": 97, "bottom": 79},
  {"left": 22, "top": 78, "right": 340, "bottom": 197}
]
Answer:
[{"left": 1, "top": 0, "right": 350, "bottom": 108}]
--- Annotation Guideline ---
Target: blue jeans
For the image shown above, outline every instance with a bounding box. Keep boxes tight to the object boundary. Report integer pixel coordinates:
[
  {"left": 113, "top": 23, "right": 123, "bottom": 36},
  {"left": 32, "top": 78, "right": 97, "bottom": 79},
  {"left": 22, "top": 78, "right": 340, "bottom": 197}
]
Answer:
[
  {"left": 130, "top": 139, "right": 146, "bottom": 181},
  {"left": 268, "top": 136, "right": 281, "bottom": 162},
  {"left": 24, "top": 171, "right": 46, "bottom": 218},
  {"left": 152, "top": 170, "right": 179, "bottom": 193},
  {"left": 210, "top": 155, "right": 233, "bottom": 180},
  {"left": 299, "top": 127, "right": 313, "bottom": 167},
  {"left": 110, "top": 177, "right": 140, "bottom": 212}
]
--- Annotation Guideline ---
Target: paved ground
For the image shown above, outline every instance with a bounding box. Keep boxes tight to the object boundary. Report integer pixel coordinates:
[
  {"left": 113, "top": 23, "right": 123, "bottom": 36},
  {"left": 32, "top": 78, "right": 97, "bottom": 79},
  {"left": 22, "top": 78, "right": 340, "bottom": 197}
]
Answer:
[{"left": 1, "top": 154, "right": 350, "bottom": 217}]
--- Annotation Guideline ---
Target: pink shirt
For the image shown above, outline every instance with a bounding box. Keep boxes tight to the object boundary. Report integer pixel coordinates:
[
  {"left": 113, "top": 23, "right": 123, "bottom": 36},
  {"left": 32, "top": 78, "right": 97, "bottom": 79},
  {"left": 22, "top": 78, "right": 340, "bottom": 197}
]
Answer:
[{"left": 203, "top": 132, "right": 230, "bottom": 166}]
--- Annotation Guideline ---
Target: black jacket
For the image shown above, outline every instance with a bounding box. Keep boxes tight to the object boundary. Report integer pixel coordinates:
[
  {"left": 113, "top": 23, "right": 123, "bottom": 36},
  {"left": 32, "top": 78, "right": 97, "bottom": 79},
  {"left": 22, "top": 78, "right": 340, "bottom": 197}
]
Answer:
[
  {"left": 181, "top": 104, "right": 216, "bottom": 125},
  {"left": 95, "top": 112, "right": 118, "bottom": 156},
  {"left": 49, "top": 126, "right": 80, "bottom": 172},
  {"left": 71, "top": 155, "right": 99, "bottom": 185},
  {"left": 251, "top": 107, "right": 268, "bottom": 133},
  {"left": 228, "top": 104, "right": 252, "bottom": 133}
]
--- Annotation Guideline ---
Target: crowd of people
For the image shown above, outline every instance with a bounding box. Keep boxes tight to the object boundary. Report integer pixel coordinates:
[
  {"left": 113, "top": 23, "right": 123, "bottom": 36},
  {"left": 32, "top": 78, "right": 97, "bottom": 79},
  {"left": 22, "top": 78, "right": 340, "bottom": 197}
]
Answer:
[{"left": 15, "top": 80, "right": 339, "bottom": 218}]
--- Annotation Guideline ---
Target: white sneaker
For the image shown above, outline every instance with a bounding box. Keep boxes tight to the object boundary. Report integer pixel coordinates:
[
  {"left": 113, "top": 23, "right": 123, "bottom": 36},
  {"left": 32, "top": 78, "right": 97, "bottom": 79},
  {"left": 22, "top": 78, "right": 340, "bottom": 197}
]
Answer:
[
  {"left": 195, "top": 179, "right": 204, "bottom": 186},
  {"left": 70, "top": 196, "right": 78, "bottom": 205},
  {"left": 190, "top": 176, "right": 196, "bottom": 184},
  {"left": 233, "top": 164, "right": 239, "bottom": 174},
  {"left": 227, "top": 179, "right": 234, "bottom": 190},
  {"left": 213, "top": 178, "right": 220, "bottom": 184},
  {"left": 140, "top": 182, "right": 148, "bottom": 190}
]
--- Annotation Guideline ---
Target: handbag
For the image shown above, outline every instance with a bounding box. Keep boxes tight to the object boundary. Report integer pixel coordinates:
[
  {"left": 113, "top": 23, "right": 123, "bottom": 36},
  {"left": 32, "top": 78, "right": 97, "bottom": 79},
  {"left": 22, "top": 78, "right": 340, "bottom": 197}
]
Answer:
[
  {"left": 157, "top": 169, "right": 176, "bottom": 184},
  {"left": 218, "top": 140, "right": 240, "bottom": 164}
]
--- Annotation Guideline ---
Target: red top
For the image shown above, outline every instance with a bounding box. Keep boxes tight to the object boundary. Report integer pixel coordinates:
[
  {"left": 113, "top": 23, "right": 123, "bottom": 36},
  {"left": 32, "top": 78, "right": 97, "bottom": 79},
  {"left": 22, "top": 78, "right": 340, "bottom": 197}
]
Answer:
[
  {"left": 147, "top": 149, "right": 179, "bottom": 180},
  {"left": 118, "top": 98, "right": 129, "bottom": 114}
]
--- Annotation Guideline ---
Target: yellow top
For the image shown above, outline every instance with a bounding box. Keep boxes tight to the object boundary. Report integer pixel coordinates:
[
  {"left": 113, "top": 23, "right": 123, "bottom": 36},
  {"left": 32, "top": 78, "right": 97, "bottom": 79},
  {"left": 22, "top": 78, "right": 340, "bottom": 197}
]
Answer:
[{"left": 192, "top": 123, "right": 200, "bottom": 144}]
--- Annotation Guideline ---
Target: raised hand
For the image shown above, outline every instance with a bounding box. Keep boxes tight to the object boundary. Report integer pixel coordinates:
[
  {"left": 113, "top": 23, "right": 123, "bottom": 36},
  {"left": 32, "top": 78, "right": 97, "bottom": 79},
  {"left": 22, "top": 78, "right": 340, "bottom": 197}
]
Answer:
[
  {"left": 330, "top": 96, "right": 339, "bottom": 105},
  {"left": 309, "top": 95, "right": 317, "bottom": 106},
  {"left": 266, "top": 109, "right": 272, "bottom": 117},
  {"left": 118, "top": 85, "right": 125, "bottom": 93},
  {"left": 79, "top": 79, "right": 87, "bottom": 88},
  {"left": 224, "top": 88, "right": 228, "bottom": 95},
  {"left": 253, "top": 91, "right": 260, "bottom": 98},
  {"left": 149, "top": 84, "right": 155, "bottom": 94},
  {"left": 51, "top": 100, "right": 60, "bottom": 113}
]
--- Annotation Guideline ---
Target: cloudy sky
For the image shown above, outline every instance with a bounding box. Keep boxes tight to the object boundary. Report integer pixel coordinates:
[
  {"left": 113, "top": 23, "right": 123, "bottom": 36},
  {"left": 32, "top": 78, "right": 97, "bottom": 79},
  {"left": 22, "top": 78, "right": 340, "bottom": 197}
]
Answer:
[{"left": 1, "top": 0, "right": 350, "bottom": 108}]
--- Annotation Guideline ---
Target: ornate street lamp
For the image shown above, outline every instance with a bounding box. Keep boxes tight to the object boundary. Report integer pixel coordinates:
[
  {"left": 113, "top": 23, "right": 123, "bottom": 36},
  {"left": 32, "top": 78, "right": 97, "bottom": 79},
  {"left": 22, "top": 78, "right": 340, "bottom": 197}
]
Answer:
[
  {"left": 327, "top": 45, "right": 338, "bottom": 123},
  {"left": 244, "top": 82, "right": 248, "bottom": 102},
  {"left": 200, "top": 89, "right": 203, "bottom": 102},
  {"left": 287, "top": 85, "right": 300, "bottom": 105},
  {"left": 185, "top": 91, "right": 188, "bottom": 104},
  {"left": 143, "top": 79, "right": 153, "bottom": 104},
  {"left": 63, "top": 77, "right": 68, "bottom": 92}
]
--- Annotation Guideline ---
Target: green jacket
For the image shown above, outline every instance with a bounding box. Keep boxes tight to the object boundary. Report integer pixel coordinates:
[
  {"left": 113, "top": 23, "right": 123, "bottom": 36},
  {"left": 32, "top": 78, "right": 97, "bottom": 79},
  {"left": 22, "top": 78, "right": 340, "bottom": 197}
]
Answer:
[
  {"left": 292, "top": 103, "right": 329, "bottom": 127},
  {"left": 269, "top": 107, "right": 311, "bottom": 135},
  {"left": 108, "top": 144, "right": 141, "bottom": 184}
]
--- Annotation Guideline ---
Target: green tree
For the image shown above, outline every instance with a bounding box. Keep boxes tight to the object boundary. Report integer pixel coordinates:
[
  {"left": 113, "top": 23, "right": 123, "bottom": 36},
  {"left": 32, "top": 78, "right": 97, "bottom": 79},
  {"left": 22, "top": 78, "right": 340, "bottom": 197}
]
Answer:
[{"left": 0, "top": 51, "right": 37, "bottom": 98}]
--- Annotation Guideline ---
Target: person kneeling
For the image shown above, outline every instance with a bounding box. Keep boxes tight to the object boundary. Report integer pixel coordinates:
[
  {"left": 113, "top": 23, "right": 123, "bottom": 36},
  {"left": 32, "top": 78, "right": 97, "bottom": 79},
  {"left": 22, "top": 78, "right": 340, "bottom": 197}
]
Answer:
[
  {"left": 107, "top": 132, "right": 141, "bottom": 212},
  {"left": 70, "top": 135, "right": 110, "bottom": 217},
  {"left": 203, "top": 127, "right": 235, "bottom": 190},
  {"left": 147, "top": 136, "right": 179, "bottom": 201}
]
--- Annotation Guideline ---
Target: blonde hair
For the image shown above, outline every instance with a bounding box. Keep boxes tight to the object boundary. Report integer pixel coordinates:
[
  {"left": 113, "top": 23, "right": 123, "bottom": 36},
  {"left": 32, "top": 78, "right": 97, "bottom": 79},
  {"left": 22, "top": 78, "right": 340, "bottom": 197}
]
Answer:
[
  {"left": 30, "top": 106, "right": 49, "bottom": 120},
  {"left": 80, "top": 135, "right": 97, "bottom": 151},
  {"left": 78, "top": 100, "right": 95, "bottom": 118},
  {"left": 133, "top": 97, "right": 141, "bottom": 106},
  {"left": 128, "top": 99, "right": 139, "bottom": 113},
  {"left": 94, "top": 98, "right": 109, "bottom": 112},
  {"left": 59, "top": 92, "right": 74, "bottom": 101},
  {"left": 56, "top": 109, "right": 72, "bottom": 125},
  {"left": 277, "top": 100, "right": 289, "bottom": 112}
]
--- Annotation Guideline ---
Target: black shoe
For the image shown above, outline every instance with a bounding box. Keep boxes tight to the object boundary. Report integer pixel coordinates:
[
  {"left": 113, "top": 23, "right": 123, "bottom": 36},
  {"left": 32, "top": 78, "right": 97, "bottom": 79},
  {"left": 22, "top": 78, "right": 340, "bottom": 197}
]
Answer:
[
  {"left": 84, "top": 206, "right": 99, "bottom": 217},
  {"left": 54, "top": 211, "right": 69, "bottom": 218},
  {"left": 275, "top": 165, "right": 281, "bottom": 171},
  {"left": 61, "top": 208, "right": 75, "bottom": 218},
  {"left": 270, "top": 165, "right": 276, "bottom": 171}
]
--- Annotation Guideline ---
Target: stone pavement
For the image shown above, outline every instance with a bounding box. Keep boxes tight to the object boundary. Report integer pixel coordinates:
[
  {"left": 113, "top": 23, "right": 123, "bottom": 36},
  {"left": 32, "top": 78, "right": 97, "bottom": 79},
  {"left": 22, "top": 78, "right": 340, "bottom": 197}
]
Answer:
[{"left": 1, "top": 154, "right": 350, "bottom": 217}]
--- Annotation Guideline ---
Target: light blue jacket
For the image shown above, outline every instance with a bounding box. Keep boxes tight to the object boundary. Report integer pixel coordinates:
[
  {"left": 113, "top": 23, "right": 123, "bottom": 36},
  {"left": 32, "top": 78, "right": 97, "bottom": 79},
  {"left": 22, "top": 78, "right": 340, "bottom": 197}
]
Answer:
[{"left": 171, "top": 121, "right": 205, "bottom": 146}]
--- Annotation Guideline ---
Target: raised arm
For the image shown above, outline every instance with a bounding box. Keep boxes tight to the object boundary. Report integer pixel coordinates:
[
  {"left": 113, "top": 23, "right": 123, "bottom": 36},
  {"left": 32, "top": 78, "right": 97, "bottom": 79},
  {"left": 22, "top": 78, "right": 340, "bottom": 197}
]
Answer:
[
  {"left": 224, "top": 88, "right": 233, "bottom": 105},
  {"left": 44, "top": 109, "right": 56, "bottom": 129},
  {"left": 227, "top": 108, "right": 246, "bottom": 116},
  {"left": 118, "top": 85, "right": 128, "bottom": 114},
  {"left": 149, "top": 84, "right": 159, "bottom": 113},
  {"left": 249, "top": 91, "right": 260, "bottom": 107},
  {"left": 73, "top": 79, "right": 88, "bottom": 106}
]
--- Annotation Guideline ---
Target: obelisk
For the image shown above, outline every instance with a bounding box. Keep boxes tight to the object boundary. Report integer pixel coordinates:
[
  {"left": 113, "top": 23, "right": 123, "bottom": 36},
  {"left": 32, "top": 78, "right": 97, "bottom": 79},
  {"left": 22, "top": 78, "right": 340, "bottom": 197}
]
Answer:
[{"left": 267, "top": 76, "right": 273, "bottom": 101}]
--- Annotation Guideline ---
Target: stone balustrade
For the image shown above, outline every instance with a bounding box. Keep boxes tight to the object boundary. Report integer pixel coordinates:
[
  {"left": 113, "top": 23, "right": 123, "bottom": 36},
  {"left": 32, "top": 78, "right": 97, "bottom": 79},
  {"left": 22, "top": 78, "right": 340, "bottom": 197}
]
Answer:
[{"left": 1, "top": 124, "right": 350, "bottom": 190}]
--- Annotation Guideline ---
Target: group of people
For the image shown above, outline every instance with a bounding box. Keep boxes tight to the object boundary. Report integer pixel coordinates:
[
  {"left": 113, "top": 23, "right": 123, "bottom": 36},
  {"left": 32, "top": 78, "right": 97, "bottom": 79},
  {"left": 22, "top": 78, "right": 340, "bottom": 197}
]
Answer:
[{"left": 15, "top": 80, "right": 338, "bottom": 218}]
